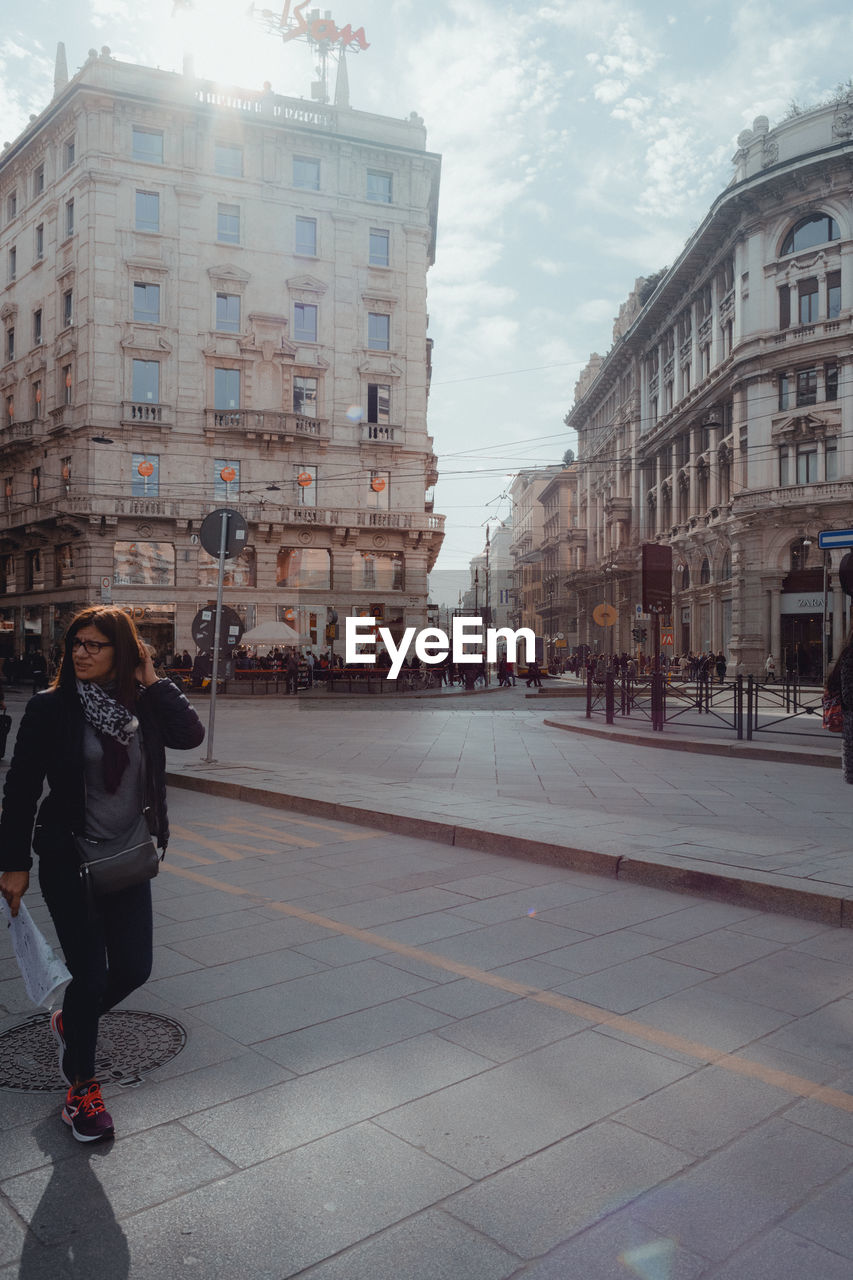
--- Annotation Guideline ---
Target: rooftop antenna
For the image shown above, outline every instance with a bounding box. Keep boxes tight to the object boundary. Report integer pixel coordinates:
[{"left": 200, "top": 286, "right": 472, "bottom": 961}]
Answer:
[{"left": 251, "top": 1, "right": 369, "bottom": 104}]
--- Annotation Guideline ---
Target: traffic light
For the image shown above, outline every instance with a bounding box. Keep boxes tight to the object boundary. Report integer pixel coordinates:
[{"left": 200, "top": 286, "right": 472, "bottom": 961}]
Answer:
[{"left": 631, "top": 627, "right": 648, "bottom": 643}]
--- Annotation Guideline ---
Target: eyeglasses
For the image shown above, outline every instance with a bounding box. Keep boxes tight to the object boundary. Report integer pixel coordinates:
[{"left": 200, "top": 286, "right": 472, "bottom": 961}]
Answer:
[{"left": 70, "top": 638, "right": 113, "bottom": 655}]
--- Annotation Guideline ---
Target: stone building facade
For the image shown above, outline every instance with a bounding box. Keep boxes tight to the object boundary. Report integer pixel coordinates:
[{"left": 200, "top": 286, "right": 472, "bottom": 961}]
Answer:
[
  {"left": 0, "top": 47, "right": 443, "bottom": 657},
  {"left": 566, "top": 99, "right": 853, "bottom": 679}
]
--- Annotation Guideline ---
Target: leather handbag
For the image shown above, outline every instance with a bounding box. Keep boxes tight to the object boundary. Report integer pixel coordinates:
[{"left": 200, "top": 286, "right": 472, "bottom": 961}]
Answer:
[{"left": 75, "top": 813, "right": 161, "bottom": 896}]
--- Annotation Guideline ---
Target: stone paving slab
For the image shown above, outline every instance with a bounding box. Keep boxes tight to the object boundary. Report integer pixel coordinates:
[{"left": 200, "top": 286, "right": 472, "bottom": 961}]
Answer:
[{"left": 4, "top": 789, "right": 853, "bottom": 1274}]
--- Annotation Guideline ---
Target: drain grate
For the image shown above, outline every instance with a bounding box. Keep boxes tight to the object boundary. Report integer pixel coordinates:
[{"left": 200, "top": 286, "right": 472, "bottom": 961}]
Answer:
[{"left": 0, "top": 1009, "right": 187, "bottom": 1092}]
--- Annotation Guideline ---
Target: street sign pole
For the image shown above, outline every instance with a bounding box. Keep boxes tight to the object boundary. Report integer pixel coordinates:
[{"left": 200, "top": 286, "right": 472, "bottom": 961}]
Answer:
[{"left": 203, "top": 511, "right": 229, "bottom": 764}]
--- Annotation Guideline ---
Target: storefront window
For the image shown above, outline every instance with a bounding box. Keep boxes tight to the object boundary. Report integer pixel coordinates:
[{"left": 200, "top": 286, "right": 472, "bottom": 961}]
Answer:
[
  {"left": 352, "top": 551, "right": 403, "bottom": 591},
  {"left": 113, "top": 541, "right": 175, "bottom": 586},
  {"left": 198, "top": 546, "right": 256, "bottom": 588},
  {"left": 276, "top": 548, "right": 330, "bottom": 589}
]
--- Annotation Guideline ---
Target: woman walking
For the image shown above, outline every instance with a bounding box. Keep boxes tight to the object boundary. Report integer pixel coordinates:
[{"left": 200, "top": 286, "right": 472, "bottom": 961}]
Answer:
[{"left": 0, "top": 606, "right": 204, "bottom": 1142}]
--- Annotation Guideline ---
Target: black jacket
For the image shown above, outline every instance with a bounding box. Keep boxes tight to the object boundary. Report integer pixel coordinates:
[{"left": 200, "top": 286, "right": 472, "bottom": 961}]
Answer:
[{"left": 0, "top": 679, "right": 204, "bottom": 872}]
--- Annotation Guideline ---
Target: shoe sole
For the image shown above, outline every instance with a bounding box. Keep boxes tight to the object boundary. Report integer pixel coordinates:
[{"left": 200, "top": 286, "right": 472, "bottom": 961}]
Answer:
[
  {"left": 50, "top": 1012, "right": 72, "bottom": 1087},
  {"left": 61, "top": 1109, "right": 114, "bottom": 1142}
]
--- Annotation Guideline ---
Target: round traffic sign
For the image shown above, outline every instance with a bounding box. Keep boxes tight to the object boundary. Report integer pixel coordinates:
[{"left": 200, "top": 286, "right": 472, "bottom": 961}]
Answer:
[
  {"left": 200, "top": 508, "right": 248, "bottom": 560},
  {"left": 592, "top": 603, "right": 617, "bottom": 627},
  {"left": 191, "top": 605, "right": 244, "bottom": 656}
]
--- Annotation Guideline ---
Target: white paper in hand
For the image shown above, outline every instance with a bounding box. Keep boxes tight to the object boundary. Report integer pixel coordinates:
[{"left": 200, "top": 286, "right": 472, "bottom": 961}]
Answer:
[{"left": 0, "top": 898, "right": 70, "bottom": 1008}]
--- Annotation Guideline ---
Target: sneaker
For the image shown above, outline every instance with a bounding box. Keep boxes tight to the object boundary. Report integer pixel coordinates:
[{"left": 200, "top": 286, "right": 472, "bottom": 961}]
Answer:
[
  {"left": 50, "top": 1009, "right": 72, "bottom": 1087},
  {"left": 62, "top": 1082, "right": 114, "bottom": 1143}
]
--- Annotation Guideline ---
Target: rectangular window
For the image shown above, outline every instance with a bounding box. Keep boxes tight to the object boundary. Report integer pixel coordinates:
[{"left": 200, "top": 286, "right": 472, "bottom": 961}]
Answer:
[
  {"left": 826, "top": 441, "right": 838, "bottom": 481},
  {"left": 798, "top": 277, "right": 819, "bottom": 324},
  {"left": 6, "top": 191, "right": 17, "bottom": 222},
  {"left": 294, "top": 303, "right": 317, "bottom": 343},
  {"left": 367, "top": 383, "right": 390, "bottom": 424},
  {"left": 215, "top": 292, "right": 241, "bottom": 333},
  {"left": 33, "top": 164, "right": 44, "bottom": 197},
  {"left": 796, "top": 445, "right": 818, "bottom": 485},
  {"left": 367, "top": 469, "right": 390, "bottom": 510},
  {"left": 369, "top": 228, "right": 389, "bottom": 266},
  {"left": 826, "top": 361, "right": 839, "bottom": 401},
  {"left": 133, "top": 282, "right": 160, "bottom": 324},
  {"left": 4, "top": 396, "right": 12, "bottom": 424},
  {"left": 827, "top": 271, "right": 841, "bottom": 320},
  {"left": 368, "top": 312, "right": 390, "bottom": 351},
  {"left": 132, "top": 359, "right": 160, "bottom": 402},
  {"left": 293, "top": 376, "right": 318, "bottom": 416},
  {"left": 294, "top": 463, "right": 317, "bottom": 507},
  {"left": 135, "top": 190, "right": 160, "bottom": 233},
  {"left": 214, "top": 143, "right": 243, "bottom": 177},
  {"left": 132, "top": 127, "right": 163, "bottom": 164},
  {"left": 33, "top": 309, "right": 42, "bottom": 346},
  {"left": 114, "top": 540, "right": 175, "bottom": 587},
  {"left": 778, "top": 373, "right": 790, "bottom": 411},
  {"left": 35, "top": 223, "right": 44, "bottom": 260},
  {"left": 366, "top": 170, "right": 392, "bottom": 203},
  {"left": 293, "top": 156, "right": 320, "bottom": 189},
  {"left": 32, "top": 380, "right": 41, "bottom": 417},
  {"left": 64, "top": 137, "right": 75, "bottom": 170},
  {"left": 217, "top": 202, "right": 240, "bottom": 244},
  {"left": 8, "top": 247, "right": 15, "bottom": 282},
  {"left": 55, "top": 543, "right": 74, "bottom": 587},
  {"left": 63, "top": 289, "right": 73, "bottom": 328},
  {"left": 131, "top": 452, "right": 160, "bottom": 497},
  {"left": 295, "top": 216, "right": 316, "bottom": 256},
  {"left": 62, "top": 364, "right": 72, "bottom": 404},
  {"left": 796, "top": 368, "right": 817, "bottom": 406},
  {"left": 65, "top": 198, "right": 74, "bottom": 238},
  {"left": 781, "top": 280, "right": 791, "bottom": 326},
  {"left": 214, "top": 458, "right": 240, "bottom": 500},
  {"left": 6, "top": 329, "right": 14, "bottom": 363},
  {"left": 214, "top": 367, "right": 240, "bottom": 410}
]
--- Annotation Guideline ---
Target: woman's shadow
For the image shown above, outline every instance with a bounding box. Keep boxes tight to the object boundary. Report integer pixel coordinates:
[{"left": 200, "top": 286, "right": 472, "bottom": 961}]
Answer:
[{"left": 16, "top": 1113, "right": 130, "bottom": 1279}]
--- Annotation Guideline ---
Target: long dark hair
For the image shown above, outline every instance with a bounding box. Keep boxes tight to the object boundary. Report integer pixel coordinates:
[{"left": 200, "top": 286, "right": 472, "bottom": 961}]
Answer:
[{"left": 53, "top": 605, "right": 144, "bottom": 708}]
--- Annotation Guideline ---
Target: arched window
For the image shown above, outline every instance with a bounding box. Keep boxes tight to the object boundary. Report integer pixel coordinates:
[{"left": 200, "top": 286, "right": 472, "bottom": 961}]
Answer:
[
  {"left": 790, "top": 538, "right": 811, "bottom": 573},
  {"left": 781, "top": 213, "right": 840, "bottom": 256},
  {"left": 700, "top": 557, "right": 711, "bottom": 585},
  {"left": 720, "top": 550, "right": 732, "bottom": 581},
  {"left": 681, "top": 564, "right": 690, "bottom": 590}
]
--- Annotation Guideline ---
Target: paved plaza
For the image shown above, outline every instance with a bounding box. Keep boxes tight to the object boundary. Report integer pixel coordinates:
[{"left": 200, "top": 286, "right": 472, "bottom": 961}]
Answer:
[{"left": 1, "top": 688, "right": 853, "bottom": 1276}]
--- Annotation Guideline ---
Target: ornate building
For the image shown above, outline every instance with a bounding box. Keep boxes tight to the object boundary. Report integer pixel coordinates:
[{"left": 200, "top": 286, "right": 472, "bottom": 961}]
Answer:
[
  {"left": 566, "top": 98, "right": 853, "bottom": 678},
  {"left": 0, "top": 46, "right": 443, "bottom": 656}
]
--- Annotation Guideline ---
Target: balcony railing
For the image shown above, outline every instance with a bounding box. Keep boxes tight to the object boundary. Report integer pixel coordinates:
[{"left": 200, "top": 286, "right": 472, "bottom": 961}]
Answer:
[
  {"left": 205, "top": 409, "right": 330, "bottom": 442},
  {"left": 733, "top": 480, "right": 853, "bottom": 512},
  {"left": 122, "top": 401, "right": 170, "bottom": 424},
  {"left": 0, "top": 420, "right": 35, "bottom": 449},
  {"left": 360, "top": 423, "right": 403, "bottom": 445},
  {"left": 0, "top": 492, "right": 446, "bottom": 537}
]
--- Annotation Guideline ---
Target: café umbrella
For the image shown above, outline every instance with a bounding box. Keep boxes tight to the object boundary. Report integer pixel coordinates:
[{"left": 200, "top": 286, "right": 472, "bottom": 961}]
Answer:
[{"left": 239, "top": 620, "right": 303, "bottom": 646}]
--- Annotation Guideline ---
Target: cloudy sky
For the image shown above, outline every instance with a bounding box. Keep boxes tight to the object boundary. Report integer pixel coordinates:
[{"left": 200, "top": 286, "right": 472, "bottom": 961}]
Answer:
[{"left": 3, "top": 0, "right": 853, "bottom": 574}]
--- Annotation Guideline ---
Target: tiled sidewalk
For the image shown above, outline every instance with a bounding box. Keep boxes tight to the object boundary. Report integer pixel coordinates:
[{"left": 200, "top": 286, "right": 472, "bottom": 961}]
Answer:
[
  {"left": 4, "top": 790, "right": 853, "bottom": 1276},
  {"left": 165, "top": 691, "right": 853, "bottom": 925}
]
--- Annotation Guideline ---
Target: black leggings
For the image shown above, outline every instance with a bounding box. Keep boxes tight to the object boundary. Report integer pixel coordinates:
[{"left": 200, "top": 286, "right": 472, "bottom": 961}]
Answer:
[{"left": 39, "top": 859, "right": 153, "bottom": 1083}]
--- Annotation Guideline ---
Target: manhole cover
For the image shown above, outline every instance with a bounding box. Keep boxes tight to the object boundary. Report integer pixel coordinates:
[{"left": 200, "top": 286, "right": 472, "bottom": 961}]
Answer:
[{"left": 0, "top": 1010, "right": 186, "bottom": 1092}]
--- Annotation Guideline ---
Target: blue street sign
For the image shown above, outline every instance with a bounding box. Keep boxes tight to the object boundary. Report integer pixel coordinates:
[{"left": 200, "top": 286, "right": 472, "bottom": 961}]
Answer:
[{"left": 818, "top": 529, "right": 853, "bottom": 549}]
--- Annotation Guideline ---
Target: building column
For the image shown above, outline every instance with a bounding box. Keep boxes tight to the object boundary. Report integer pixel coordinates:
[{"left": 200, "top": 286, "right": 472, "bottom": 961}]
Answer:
[
  {"left": 769, "top": 581, "right": 781, "bottom": 664},
  {"left": 708, "top": 424, "right": 722, "bottom": 507},
  {"left": 688, "top": 425, "right": 699, "bottom": 516}
]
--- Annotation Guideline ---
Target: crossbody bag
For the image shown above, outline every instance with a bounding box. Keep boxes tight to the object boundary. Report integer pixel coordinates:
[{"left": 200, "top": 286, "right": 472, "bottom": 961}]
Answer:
[{"left": 74, "top": 745, "right": 161, "bottom": 896}]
